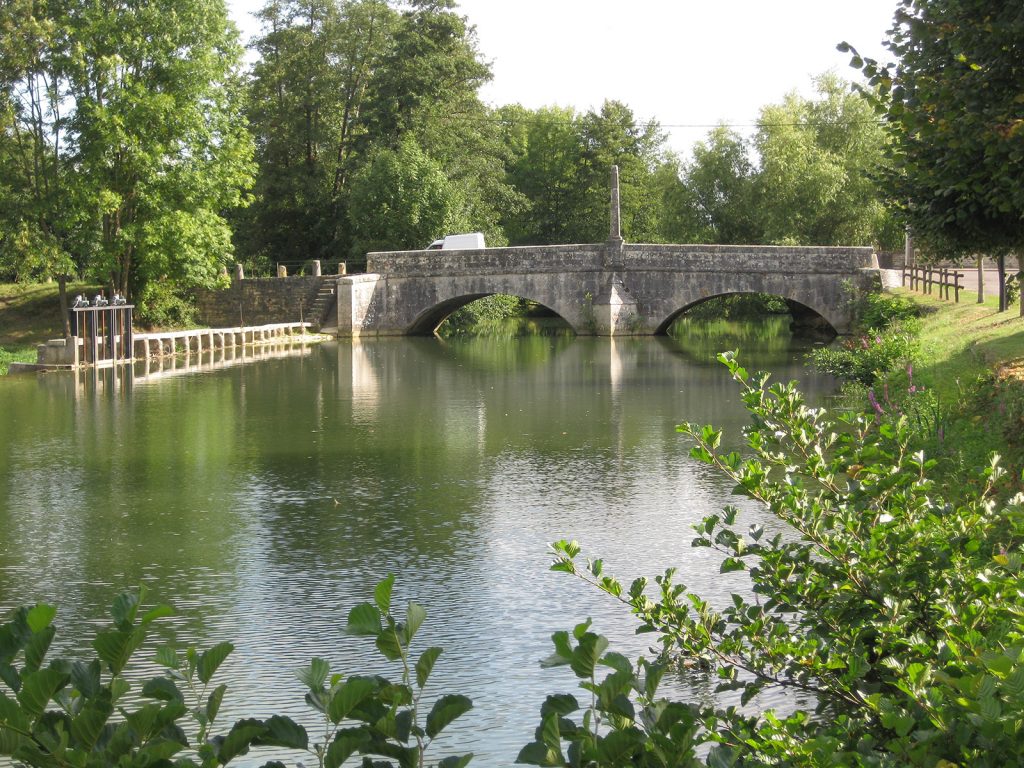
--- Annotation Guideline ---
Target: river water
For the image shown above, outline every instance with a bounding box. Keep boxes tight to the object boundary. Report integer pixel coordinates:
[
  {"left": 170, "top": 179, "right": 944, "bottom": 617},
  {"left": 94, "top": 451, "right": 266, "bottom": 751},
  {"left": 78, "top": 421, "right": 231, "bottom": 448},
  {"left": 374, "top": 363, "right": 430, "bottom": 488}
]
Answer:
[{"left": 0, "top": 320, "right": 836, "bottom": 765}]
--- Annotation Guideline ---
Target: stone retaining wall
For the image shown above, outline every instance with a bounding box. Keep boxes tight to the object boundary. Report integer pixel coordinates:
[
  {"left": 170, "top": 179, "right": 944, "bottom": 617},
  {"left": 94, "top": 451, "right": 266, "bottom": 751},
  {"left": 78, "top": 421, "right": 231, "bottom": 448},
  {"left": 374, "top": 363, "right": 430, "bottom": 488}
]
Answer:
[{"left": 195, "top": 276, "right": 324, "bottom": 327}]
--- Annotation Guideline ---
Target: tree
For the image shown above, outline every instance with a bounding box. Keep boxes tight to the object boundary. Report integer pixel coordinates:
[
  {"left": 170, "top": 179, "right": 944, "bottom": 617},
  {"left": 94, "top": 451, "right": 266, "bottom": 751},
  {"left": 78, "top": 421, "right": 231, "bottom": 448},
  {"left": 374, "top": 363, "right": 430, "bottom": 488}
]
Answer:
[
  {"left": 678, "top": 126, "right": 761, "bottom": 244},
  {"left": 0, "top": 0, "right": 77, "bottom": 333},
  {"left": 542, "top": 353, "right": 1024, "bottom": 766},
  {"left": 842, "top": 0, "right": 1024, "bottom": 313},
  {"left": 347, "top": 135, "right": 463, "bottom": 258},
  {"left": 2, "top": 0, "right": 256, "bottom": 323},
  {"left": 754, "top": 74, "right": 899, "bottom": 248},
  {"left": 65, "top": 0, "right": 255, "bottom": 315},
  {"left": 500, "top": 101, "right": 668, "bottom": 245},
  {"left": 499, "top": 105, "right": 584, "bottom": 245},
  {"left": 241, "top": 0, "right": 396, "bottom": 267},
  {"left": 355, "top": 0, "right": 490, "bottom": 151},
  {"left": 575, "top": 100, "right": 667, "bottom": 243}
]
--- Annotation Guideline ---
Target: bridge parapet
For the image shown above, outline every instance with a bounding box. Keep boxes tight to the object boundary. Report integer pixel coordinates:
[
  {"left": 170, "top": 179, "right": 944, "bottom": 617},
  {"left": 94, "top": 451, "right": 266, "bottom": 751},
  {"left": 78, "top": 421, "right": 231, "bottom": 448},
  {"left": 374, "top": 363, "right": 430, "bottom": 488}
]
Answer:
[
  {"left": 621, "top": 244, "right": 877, "bottom": 273},
  {"left": 367, "top": 244, "right": 605, "bottom": 277},
  {"left": 367, "top": 243, "right": 877, "bottom": 278}
]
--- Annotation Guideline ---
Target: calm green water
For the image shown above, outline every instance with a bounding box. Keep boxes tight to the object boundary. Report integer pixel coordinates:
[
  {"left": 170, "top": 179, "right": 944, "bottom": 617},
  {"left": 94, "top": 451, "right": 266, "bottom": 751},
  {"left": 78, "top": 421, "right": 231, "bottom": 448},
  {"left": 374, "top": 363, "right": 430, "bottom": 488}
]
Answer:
[{"left": 0, "top": 320, "right": 835, "bottom": 765}]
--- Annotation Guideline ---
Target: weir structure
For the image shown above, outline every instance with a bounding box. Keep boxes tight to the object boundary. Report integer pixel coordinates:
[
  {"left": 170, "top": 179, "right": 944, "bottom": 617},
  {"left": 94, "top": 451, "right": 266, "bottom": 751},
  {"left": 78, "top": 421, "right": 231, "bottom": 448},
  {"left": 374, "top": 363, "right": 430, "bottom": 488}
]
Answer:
[{"left": 333, "top": 167, "right": 881, "bottom": 337}]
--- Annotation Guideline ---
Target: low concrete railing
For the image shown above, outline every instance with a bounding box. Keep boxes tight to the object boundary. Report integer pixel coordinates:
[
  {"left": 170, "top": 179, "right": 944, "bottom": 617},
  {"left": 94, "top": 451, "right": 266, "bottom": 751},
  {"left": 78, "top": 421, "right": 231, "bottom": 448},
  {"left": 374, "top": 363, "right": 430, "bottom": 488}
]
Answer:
[
  {"left": 132, "top": 322, "right": 314, "bottom": 361},
  {"left": 24, "top": 322, "right": 315, "bottom": 371}
]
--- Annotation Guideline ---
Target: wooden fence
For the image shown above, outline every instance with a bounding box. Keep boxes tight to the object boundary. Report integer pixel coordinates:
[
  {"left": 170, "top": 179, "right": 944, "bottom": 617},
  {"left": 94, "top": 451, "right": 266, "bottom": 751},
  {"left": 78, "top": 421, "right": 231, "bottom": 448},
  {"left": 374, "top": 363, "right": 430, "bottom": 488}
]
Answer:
[{"left": 902, "top": 266, "right": 963, "bottom": 302}]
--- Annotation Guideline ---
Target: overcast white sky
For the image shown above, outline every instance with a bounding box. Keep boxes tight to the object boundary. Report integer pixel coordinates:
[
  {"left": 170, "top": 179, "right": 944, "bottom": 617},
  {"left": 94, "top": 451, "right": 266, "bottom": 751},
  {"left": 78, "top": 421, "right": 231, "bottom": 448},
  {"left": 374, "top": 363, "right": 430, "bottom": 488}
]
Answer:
[{"left": 226, "top": 0, "right": 898, "bottom": 157}]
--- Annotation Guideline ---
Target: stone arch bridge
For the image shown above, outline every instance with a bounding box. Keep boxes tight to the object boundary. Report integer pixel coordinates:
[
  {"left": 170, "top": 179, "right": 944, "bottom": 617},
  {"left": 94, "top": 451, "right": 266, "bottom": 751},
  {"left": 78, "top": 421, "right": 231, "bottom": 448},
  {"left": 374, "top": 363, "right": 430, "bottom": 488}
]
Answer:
[{"left": 334, "top": 241, "right": 880, "bottom": 337}]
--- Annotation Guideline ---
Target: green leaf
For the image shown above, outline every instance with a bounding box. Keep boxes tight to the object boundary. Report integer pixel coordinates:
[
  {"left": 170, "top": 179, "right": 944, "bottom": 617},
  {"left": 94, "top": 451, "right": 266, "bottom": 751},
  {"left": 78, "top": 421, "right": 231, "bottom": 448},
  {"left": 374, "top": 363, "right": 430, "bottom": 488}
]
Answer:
[
  {"left": 425, "top": 694, "right": 473, "bottom": 739},
  {"left": 415, "top": 647, "right": 442, "bottom": 689},
  {"left": 707, "top": 745, "right": 737, "bottom": 768},
  {"left": 516, "top": 741, "right": 561, "bottom": 766},
  {"left": 70, "top": 660, "right": 101, "bottom": 699},
  {"left": 23, "top": 626, "right": 55, "bottom": 674},
  {"left": 254, "top": 715, "right": 308, "bottom": 750},
  {"left": 324, "top": 727, "right": 369, "bottom": 768},
  {"left": 217, "top": 718, "right": 266, "bottom": 763},
  {"left": 16, "top": 667, "right": 68, "bottom": 719},
  {"left": 327, "top": 676, "right": 377, "bottom": 724},
  {"left": 69, "top": 699, "right": 114, "bottom": 751},
  {"left": 297, "top": 658, "right": 331, "bottom": 690},
  {"left": 405, "top": 602, "right": 426, "bottom": 643},
  {"left": 109, "top": 591, "right": 141, "bottom": 627},
  {"left": 375, "top": 575, "right": 396, "bottom": 615},
  {"left": 540, "top": 711, "right": 563, "bottom": 754},
  {"left": 569, "top": 633, "right": 608, "bottom": 679},
  {"left": 541, "top": 631, "right": 572, "bottom": 668},
  {"left": 438, "top": 755, "right": 473, "bottom": 768},
  {"left": 0, "top": 692, "right": 30, "bottom": 753},
  {"left": 206, "top": 683, "right": 226, "bottom": 723},
  {"left": 153, "top": 646, "right": 179, "bottom": 670},
  {"left": 346, "top": 603, "right": 382, "bottom": 636},
  {"left": 141, "top": 677, "right": 184, "bottom": 703},
  {"left": 376, "top": 629, "right": 404, "bottom": 661},
  {"left": 93, "top": 627, "right": 144, "bottom": 676},
  {"left": 540, "top": 693, "right": 578, "bottom": 717},
  {"left": 197, "top": 641, "right": 234, "bottom": 684},
  {"left": 25, "top": 605, "right": 56, "bottom": 634},
  {"left": 140, "top": 604, "right": 174, "bottom": 625}
]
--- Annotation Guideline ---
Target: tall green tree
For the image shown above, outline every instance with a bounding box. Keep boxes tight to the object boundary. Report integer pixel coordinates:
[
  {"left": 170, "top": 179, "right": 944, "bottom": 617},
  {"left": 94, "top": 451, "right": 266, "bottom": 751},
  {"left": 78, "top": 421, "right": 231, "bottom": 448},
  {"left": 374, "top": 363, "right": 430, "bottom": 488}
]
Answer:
[
  {"left": 356, "top": 0, "right": 490, "bottom": 151},
  {"left": 575, "top": 100, "right": 667, "bottom": 243},
  {"left": 678, "top": 126, "right": 761, "bottom": 244},
  {"left": 1, "top": 0, "right": 255, "bottom": 320},
  {"left": 843, "top": 0, "right": 1024, "bottom": 313},
  {"left": 754, "top": 74, "right": 898, "bottom": 248},
  {"left": 500, "top": 101, "right": 667, "bottom": 245},
  {"left": 499, "top": 105, "right": 583, "bottom": 245},
  {"left": 0, "top": 0, "right": 77, "bottom": 329},
  {"left": 347, "top": 135, "right": 463, "bottom": 257},
  {"left": 64, "top": 0, "right": 255, "bottom": 313},
  {"left": 242, "top": 0, "right": 395, "bottom": 267}
]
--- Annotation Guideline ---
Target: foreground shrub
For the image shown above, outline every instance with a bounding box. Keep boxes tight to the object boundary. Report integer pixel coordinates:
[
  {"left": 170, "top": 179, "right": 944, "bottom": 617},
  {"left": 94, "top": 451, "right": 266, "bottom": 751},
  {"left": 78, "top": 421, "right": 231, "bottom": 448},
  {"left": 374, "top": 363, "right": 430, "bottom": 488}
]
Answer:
[
  {"left": 0, "top": 579, "right": 472, "bottom": 768},
  {"left": 547, "top": 352, "right": 1024, "bottom": 766},
  {"left": 807, "top": 320, "right": 919, "bottom": 385}
]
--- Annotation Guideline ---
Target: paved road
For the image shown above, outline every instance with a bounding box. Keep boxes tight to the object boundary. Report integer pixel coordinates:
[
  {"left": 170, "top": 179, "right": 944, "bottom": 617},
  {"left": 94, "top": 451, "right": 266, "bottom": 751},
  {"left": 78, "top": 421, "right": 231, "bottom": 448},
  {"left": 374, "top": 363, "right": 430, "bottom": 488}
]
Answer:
[
  {"left": 888, "top": 267, "right": 1008, "bottom": 299},
  {"left": 951, "top": 268, "right": 1004, "bottom": 298}
]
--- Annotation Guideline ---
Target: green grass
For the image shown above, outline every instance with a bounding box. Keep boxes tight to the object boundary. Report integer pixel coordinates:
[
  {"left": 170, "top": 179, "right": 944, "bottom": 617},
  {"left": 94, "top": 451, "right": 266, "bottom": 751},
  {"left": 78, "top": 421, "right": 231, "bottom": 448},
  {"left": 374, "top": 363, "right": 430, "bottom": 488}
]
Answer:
[
  {"left": 908, "top": 288, "right": 1024, "bottom": 399},
  {"left": 0, "top": 281, "right": 97, "bottom": 374},
  {"left": 0, "top": 345, "right": 37, "bottom": 375},
  {"left": 890, "top": 287, "right": 1024, "bottom": 482}
]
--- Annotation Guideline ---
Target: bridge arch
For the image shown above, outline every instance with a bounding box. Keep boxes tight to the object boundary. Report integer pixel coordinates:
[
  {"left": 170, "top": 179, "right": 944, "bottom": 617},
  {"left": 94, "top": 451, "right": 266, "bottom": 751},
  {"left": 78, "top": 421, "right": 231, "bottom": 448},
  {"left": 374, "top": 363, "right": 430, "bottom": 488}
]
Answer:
[
  {"left": 654, "top": 291, "right": 839, "bottom": 336},
  {"left": 406, "top": 292, "right": 573, "bottom": 335}
]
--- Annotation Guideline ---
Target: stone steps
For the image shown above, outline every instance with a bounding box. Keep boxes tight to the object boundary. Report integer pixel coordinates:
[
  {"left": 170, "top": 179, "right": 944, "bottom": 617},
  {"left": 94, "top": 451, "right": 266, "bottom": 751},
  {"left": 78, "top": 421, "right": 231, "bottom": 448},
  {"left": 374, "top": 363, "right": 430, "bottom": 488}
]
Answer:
[{"left": 307, "top": 277, "right": 337, "bottom": 330}]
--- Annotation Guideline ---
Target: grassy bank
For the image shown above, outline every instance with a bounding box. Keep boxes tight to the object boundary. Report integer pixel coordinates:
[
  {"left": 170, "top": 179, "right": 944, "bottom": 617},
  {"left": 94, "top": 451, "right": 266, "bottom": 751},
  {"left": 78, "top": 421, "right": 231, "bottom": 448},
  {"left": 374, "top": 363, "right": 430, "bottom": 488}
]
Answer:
[
  {"left": 0, "top": 281, "right": 97, "bottom": 374},
  {"left": 875, "top": 287, "right": 1024, "bottom": 482}
]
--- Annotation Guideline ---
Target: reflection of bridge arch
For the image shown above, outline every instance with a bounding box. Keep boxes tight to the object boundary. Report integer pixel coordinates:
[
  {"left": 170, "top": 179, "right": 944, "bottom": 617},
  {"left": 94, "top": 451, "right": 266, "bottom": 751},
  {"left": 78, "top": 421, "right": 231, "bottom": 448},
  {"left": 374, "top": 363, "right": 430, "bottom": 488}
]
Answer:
[{"left": 335, "top": 243, "right": 879, "bottom": 337}]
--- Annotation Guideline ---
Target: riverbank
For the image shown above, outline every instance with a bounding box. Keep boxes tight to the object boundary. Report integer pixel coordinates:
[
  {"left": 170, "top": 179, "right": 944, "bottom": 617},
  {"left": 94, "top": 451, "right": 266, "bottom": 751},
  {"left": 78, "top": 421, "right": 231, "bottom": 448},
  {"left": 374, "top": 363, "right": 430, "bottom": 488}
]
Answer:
[
  {"left": 867, "top": 286, "right": 1024, "bottom": 482},
  {"left": 0, "top": 282, "right": 94, "bottom": 374}
]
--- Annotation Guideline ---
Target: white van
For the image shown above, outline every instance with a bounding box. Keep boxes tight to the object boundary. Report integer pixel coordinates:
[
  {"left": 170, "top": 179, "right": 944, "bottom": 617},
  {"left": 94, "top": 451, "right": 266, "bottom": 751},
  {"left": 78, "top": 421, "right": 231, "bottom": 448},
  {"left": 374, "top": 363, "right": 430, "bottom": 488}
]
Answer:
[{"left": 425, "top": 232, "right": 486, "bottom": 250}]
